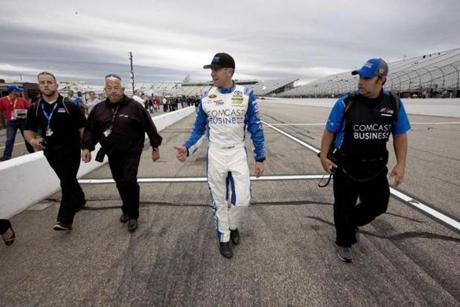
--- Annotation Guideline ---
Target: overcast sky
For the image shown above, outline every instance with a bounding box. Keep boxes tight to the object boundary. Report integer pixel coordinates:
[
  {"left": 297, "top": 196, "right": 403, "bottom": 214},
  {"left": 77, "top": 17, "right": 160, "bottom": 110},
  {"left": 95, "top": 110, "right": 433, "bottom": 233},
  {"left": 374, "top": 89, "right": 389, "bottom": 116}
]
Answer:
[{"left": 1, "top": 0, "right": 459, "bottom": 85}]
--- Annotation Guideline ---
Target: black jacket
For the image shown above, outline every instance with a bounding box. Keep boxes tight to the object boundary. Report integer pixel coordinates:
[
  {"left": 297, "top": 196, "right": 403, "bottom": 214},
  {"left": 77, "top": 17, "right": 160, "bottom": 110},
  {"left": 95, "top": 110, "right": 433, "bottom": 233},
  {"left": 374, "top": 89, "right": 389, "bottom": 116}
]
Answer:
[
  {"left": 25, "top": 95, "right": 86, "bottom": 149},
  {"left": 82, "top": 95, "right": 162, "bottom": 154}
]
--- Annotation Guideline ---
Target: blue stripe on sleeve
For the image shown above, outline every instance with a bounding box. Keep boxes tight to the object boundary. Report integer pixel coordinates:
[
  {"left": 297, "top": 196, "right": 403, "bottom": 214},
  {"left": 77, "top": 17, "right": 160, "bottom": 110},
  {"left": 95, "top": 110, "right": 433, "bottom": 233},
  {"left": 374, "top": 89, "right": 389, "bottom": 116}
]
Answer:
[
  {"left": 245, "top": 91, "right": 265, "bottom": 161},
  {"left": 184, "top": 100, "right": 208, "bottom": 149},
  {"left": 392, "top": 100, "right": 411, "bottom": 135},
  {"left": 325, "top": 97, "right": 346, "bottom": 133}
]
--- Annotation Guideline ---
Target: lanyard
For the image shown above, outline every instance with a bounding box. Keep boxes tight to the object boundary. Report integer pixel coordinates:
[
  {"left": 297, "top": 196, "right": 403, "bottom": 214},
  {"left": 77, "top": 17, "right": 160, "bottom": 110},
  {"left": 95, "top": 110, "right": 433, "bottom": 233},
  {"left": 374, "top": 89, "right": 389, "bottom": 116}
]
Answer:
[
  {"left": 7, "top": 96, "right": 18, "bottom": 109},
  {"left": 41, "top": 102, "right": 59, "bottom": 127},
  {"left": 110, "top": 106, "right": 119, "bottom": 125}
]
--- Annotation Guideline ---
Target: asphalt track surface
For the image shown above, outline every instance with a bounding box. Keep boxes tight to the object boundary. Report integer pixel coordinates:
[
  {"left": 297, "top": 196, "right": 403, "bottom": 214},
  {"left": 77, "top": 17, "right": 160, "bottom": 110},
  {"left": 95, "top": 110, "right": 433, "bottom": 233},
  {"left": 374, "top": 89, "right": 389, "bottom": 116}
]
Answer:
[{"left": 1, "top": 101, "right": 459, "bottom": 306}]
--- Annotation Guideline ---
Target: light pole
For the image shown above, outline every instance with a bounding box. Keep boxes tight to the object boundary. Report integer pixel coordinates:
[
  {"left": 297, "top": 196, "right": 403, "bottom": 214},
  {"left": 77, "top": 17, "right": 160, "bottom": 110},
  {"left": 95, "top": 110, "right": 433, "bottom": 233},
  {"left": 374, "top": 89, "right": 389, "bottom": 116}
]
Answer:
[{"left": 129, "top": 52, "right": 135, "bottom": 95}]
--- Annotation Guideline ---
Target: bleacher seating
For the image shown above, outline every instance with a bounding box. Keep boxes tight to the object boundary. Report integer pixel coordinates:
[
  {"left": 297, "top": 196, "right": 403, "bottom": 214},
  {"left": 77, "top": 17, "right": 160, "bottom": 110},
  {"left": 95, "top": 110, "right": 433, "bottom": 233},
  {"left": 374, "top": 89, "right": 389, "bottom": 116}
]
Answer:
[
  {"left": 247, "top": 78, "right": 298, "bottom": 96},
  {"left": 279, "top": 48, "right": 460, "bottom": 98},
  {"left": 142, "top": 78, "right": 297, "bottom": 98}
]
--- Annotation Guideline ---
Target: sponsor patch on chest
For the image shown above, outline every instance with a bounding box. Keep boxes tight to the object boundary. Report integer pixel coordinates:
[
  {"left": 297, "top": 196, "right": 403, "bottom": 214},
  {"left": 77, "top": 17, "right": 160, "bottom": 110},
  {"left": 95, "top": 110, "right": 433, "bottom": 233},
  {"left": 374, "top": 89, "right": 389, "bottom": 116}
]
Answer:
[
  {"left": 231, "top": 90, "right": 244, "bottom": 104},
  {"left": 379, "top": 107, "right": 394, "bottom": 117},
  {"left": 231, "top": 97, "right": 243, "bottom": 104}
]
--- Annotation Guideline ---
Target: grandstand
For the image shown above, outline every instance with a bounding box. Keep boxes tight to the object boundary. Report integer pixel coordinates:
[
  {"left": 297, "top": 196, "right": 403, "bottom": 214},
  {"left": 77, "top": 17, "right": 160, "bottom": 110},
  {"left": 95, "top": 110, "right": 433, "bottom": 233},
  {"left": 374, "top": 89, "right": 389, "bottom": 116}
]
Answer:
[
  {"left": 135, "top": 81, "right": 181, "bottom": 97},
  {"left": 247, "top": 78, "right": 298, "bottom": 96},
  {"left": 180, "top": 81, "right": 221, "bottom": 97},
  {"left": 180, "top": 80, "right": 268, "bottom": 97},
  {"left": 280, "top": 48, "right": 460, "bottom": 98},
  {"left": 135, "top": 49, "right": 460, "bottom": 99},
  {"left": 143, "top": 78, "right": 298, "bottom": 98}
]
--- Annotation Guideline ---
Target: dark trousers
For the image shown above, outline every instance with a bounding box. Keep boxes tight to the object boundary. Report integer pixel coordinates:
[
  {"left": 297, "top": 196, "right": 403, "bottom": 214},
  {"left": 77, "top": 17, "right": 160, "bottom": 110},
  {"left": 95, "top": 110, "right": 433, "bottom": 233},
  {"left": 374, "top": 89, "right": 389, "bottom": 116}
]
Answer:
[
  {"left": 3, "top": 120, "right": 35, "bottom": 158},
  {"left": 333, "top": 167, "right": 390, "bottom": 247},
  {"left": 108, "top": 152, "right": 141, "bottom": 219},
  {"left": 0, "top": 219, "right": 12, "bottom": 235},
  {"left": 45, "top": 145, "right": 85, "bottom": 225}
]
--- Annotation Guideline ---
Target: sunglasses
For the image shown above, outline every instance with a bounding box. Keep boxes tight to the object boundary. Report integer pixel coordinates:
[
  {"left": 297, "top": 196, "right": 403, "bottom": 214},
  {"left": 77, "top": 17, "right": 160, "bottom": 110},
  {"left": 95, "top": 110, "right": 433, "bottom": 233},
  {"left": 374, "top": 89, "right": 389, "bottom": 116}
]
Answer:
[
  {"left": 105, "top": 74, "right": 122, "bottom": 80},
  {"left": 37, "top": 71, "right": 57, "bottom": 81}
]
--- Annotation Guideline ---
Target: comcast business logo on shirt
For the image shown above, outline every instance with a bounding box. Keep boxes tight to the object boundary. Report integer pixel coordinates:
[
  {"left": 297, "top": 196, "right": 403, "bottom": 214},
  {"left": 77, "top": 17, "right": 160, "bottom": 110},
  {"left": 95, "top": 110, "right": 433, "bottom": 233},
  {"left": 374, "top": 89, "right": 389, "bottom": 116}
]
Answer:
[{"left": 352, "top": 124, "right": 392, "bottom": 140}]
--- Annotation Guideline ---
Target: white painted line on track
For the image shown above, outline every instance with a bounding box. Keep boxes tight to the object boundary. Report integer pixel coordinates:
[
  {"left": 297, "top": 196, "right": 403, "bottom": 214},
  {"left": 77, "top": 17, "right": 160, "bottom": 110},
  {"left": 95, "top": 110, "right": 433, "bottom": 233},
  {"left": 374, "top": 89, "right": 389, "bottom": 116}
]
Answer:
[
  {"left": 265, "top": 121, "right": 460, "bottom": 126},
  {"left": 262, "top": 120, "right": 460, "bottom": 232},
  {"left": 390, "top": 188, "right": 460, "bottom": 231},
  {"left": 265, "top": 123, "right": 324, "bottom": 126},
  {"left": 410, "top": 121, "right": 460, "bottom": 125},
  {"left": 78, "top": 174, "right": 326, "bottom": 184}
]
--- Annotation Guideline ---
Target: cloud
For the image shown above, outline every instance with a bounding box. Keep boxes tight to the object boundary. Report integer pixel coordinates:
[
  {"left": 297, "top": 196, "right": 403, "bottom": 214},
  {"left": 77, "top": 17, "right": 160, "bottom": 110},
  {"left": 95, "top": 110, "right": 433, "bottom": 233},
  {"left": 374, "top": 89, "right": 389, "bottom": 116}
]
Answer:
[{"left": 1, "top": 0, "right": 459, "bottom": 85}]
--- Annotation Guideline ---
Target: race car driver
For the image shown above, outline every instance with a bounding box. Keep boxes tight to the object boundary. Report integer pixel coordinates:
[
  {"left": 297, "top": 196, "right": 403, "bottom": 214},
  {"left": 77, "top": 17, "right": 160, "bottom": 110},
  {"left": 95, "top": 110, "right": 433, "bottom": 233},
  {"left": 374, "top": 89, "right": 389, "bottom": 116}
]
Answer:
[{"left": 175, "top": 52, "right": 265, "bottom": 259}]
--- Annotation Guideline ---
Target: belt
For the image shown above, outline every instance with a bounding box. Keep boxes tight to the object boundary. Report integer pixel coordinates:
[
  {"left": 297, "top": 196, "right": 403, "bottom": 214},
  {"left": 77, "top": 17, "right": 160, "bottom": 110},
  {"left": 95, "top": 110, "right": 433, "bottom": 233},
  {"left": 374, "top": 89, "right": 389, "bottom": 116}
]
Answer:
[
  {"left": 359, "top": 156, "right": 386, "bottom": 163},
  {"left": 210, "top": 143, "right": 244, "bottom": 150},
  {"left": 344, "top": 154, "right": 387, "bottom": 163}
]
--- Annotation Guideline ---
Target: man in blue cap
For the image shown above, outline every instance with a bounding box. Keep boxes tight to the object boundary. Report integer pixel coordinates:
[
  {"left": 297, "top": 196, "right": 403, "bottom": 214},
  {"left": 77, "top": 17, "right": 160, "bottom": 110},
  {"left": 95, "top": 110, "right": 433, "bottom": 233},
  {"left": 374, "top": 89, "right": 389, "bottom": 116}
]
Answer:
[
  {"left": 319, "top": 58, "right": 411, "bottom": 263},
  {"left": 0, "top": 85, "right": 35, "bottom": 160}
]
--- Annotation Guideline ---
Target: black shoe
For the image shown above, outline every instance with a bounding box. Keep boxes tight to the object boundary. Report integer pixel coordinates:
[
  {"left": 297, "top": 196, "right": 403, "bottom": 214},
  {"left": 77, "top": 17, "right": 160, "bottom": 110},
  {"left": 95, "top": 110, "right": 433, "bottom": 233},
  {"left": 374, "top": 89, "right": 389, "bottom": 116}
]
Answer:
[
  {"left": 219, "top": 242, "right": 233, "bottom": 259},
  {"left": 120, "top": 213, "right": 129, "bottom": 223},
  {"left": 53, "top": 222, "right": 72, "bottom": 231},
  {"left": 230, "top": 229, "right": 240, "bottom": 245},
  {"left": 336, "top": 244, "right": 352, "bottom": 263},
  {"left": 3, "top": 227, "right": 15, "bottom": 246},
  {"left": 128, "top": 219, "right": 138, "bottom": 232}
]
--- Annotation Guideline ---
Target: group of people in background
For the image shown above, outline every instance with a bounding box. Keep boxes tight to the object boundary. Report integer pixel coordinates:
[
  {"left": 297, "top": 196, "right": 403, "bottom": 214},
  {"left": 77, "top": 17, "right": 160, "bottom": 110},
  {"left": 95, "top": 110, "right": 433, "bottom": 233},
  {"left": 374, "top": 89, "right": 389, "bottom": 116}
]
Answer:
[
  {"left": 0, "top": 85, "right": 35, "bottom": 161},
  {"left": 0, "top": 83, "right": 200, "bottom": 161},
  {"left": 134, "top": 91, "right": 200, "bottom": 114}
]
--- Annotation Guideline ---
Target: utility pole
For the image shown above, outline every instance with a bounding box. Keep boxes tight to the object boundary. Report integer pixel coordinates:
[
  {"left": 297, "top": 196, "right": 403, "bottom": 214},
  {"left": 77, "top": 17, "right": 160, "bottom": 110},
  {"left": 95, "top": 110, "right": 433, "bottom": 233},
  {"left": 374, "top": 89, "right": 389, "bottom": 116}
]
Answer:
[{"left": 129, "top": 52, "right": 135, "bottom": 94}]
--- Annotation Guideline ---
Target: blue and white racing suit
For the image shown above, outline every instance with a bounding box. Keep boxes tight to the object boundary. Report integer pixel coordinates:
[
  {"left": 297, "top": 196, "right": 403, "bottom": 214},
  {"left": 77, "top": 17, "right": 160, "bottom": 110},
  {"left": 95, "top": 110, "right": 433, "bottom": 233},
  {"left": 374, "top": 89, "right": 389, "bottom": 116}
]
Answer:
[{"left": 184, "top": 83, "right": 265, "bottom": 242}]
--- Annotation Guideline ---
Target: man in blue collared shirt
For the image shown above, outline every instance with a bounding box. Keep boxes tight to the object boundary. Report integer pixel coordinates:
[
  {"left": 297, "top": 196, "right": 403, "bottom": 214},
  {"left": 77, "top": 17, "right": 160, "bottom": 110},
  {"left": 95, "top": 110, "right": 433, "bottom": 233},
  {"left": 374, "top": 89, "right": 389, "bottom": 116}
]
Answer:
[
  {"left": 320, "top": 58, "right": 411, "bottom": 263},
  {"left": 175, "top": 53, "right": 265, "bottom": 259}
]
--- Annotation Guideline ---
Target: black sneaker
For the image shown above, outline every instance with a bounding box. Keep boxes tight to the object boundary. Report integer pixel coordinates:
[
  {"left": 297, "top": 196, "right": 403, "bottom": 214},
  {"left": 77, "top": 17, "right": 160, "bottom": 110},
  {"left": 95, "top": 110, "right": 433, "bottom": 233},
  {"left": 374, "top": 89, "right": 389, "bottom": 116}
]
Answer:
[
  {"left": 336, "top": 244, "right": 352, "bottom": 263},
  {"left": 128, "top": 219, "right": 138, "bottom": 232},
  {"left": 120, "top": 213, "right": 129, "bottom": 223},
  {"left": 219, "top": 242, "right": 233, "bottom": 259},
  {"left": 3, "top": 227, "right": 15, "bottom": 246},
  {"left": 230, "top": 229, "right": 240, "bottom": 245},
  {"left": 53, "top": 222, "right": 72, "bottom": 231}
]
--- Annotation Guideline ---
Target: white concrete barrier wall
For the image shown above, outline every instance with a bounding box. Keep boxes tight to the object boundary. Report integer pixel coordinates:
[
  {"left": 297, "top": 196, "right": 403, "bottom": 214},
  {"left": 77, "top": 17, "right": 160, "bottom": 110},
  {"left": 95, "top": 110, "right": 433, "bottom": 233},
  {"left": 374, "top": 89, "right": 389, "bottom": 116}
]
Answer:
[
  {"left": 0, "top": 106, "right": 195, "bottom": 219},
  {"left": 263, "top": 97, "right": 460, "bottom": 118}
]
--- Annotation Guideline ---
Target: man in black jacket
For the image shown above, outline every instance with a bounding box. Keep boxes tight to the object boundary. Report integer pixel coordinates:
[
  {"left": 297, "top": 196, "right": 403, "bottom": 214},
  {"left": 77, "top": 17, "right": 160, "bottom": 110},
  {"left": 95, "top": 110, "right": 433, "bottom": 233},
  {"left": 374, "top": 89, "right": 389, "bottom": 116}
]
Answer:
[
  {"left": 24, "top": 71, "right": 86, "bottom": 231},
  {"left": 81, "top": 74, "right": 162, "bottom": 232}
]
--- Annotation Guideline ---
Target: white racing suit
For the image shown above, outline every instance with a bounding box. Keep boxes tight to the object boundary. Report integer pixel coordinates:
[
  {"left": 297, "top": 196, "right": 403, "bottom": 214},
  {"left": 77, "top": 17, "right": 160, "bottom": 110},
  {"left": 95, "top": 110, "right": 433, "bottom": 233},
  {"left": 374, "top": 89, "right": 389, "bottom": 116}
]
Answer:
[{"left": 184, "top": 84, "right": 265, "bottom": 242}]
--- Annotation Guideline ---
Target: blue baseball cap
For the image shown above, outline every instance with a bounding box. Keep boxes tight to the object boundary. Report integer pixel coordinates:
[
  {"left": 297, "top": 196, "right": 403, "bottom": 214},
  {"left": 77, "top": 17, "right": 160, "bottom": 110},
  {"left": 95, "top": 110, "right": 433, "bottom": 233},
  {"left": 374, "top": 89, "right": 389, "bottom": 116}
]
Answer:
[
  {"left": 7, "top": 85, "right": 23, "bottom": 93},
  {"left": 352, "top": 58, "right": 388, "bottom": 78}
]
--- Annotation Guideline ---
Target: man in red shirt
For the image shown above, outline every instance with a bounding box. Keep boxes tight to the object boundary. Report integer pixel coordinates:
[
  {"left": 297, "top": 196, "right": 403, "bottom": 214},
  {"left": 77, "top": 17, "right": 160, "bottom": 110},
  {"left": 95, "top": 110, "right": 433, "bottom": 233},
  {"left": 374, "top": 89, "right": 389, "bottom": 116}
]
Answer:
[{"left": 0, "top": 85, "right": 35, "bottom": 160}]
